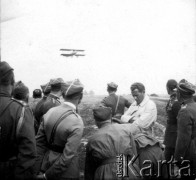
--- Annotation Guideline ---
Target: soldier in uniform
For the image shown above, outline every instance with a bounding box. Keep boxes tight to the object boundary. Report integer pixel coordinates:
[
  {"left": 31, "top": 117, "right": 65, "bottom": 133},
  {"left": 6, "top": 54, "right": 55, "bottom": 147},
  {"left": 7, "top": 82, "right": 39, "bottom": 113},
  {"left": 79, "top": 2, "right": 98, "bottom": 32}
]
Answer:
[
  {"left": 174, "top": 80, "right": 196, "bottom": 178},
  {"left": 12, "top": 81, "right": 30, "bottom": 105},
  {"left": 163, "top": 79, "right": 181, "bottom": 162},
  {"left": 34, "top": 78, "right": 63, "bottom": 133},
  {"left": 101, "top": 82, "right": 131, "bottom": 121},
  {"left": 0, "top": 61, "right": 36, "bottom": 180},
  {"left": 35, "top": 79, "right": 84, "bottom": 180},
  {"left": 85, "top": 106, "right": 140, "bottom": 180},
  {"left": 29, "top": 89, "right": 42, "bottom": 113}
]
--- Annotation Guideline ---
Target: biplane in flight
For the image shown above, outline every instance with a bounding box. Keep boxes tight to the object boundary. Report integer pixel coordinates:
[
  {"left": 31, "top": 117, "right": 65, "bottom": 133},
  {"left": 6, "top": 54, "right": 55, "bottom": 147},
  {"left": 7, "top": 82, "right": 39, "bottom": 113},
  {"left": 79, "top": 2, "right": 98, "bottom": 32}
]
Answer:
[{"left": 60, "top": 49, "right": 85, "bottom": 57}]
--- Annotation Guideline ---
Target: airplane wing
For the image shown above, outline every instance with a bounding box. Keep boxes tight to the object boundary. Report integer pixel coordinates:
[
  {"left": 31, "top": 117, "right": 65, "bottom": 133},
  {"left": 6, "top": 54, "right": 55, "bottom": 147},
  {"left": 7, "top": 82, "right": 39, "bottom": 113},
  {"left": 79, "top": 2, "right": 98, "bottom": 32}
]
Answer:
[
  {"left": 60, "top": 49, "right": 84, "bottom": 52},
  {"left": 61, "top": 54, "right": 73, "bottom": 57},
  {"left": 75, "top": 54, "right": 85, "bottom": 56},
  {"left": 60, "top": 49, "right": 73, "bottom": 51}
]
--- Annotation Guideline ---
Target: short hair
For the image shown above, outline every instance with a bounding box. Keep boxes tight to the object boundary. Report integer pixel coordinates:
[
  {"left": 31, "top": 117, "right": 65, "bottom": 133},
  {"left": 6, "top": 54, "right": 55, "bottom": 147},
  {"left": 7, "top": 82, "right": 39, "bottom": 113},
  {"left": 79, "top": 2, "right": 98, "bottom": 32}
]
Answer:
[
  {"left": 0, "top": 71, "right": 15, "bottom": 86},
  {"left": 131, "top": 82, "right": 145, "bottom": 92},
  {"left": 166, "top": 79, "right": 177, "bottom": 91},
  {"left": 107, "top": 86, "right": 117, "bottom": 92},
  {"left": 33, "top": 89, "right": 42, "bottom": 98}
]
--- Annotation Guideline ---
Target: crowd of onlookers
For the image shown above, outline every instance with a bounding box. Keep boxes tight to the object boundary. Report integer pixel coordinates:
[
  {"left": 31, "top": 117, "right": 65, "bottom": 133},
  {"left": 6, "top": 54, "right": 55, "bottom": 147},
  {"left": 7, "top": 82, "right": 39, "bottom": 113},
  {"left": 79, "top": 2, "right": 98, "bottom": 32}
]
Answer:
[{"left": 0, "top": 61, "right": 196, "bottom": 180}]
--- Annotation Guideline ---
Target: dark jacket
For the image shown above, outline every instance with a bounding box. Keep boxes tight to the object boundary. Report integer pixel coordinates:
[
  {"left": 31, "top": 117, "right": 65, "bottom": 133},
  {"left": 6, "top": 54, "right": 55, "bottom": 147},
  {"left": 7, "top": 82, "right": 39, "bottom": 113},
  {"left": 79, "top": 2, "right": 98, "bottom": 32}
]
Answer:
[
  {"left": 84, "top": 123, "right": 139, "bottom": 180},
  {"left": 0, "top": 90, "right": 36, "bottom": 180},
  {"left": 164, "top": 93, "right": 181, "bottom": 148},
  {"left": 35, "top": 103, "right": 84, "bottom": 180},
  {"left": 101, "top": 93, "right": 131, "bottom": 118},
  {"left": 34, "top": 94, "right": 61, "bottom": 133},
  {"left": 174, "top": 98, "right": 196, "bottom": 175}
]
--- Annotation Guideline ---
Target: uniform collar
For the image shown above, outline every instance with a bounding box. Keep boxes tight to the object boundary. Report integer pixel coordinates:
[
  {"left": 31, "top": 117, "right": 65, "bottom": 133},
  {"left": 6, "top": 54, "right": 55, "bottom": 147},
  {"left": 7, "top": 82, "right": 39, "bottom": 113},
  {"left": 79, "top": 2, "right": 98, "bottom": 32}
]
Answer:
[
  {"left": 182, "top": 98, "right": 194, "bottom": 105},
  {"left": 49, "top": 93, "right": 60, "bottom": 99},
  {"left": 170, "top": 92, "right": 177, "bottom": 99},
  {"left": 133, "top": 95, "right": 149, "bottom": 107},
  {"left": 99, "top": 120, "right": 111, "bottom": 128},
  {"left": 63, "top": 101, "right": 76, "bottom": 110},
  {"left": 139, "top": 95, "right": 149, "bottom": 107},
  {"left": 109, "top": 92, "right": 116, "bottom": 96},
  {"left": 0, "top": 89, "right": 11, "bottom": 97}
]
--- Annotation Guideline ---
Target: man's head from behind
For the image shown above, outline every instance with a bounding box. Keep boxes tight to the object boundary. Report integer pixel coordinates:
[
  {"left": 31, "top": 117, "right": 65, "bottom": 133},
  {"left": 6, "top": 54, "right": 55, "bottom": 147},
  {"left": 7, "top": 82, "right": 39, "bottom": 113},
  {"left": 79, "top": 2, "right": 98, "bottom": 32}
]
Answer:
[
  {"left": 33, "top": 89, "right": 42, "bottom": 99},
  {"left": 0, "top": 61, "right": 15, "bottom": 87},
  {"left": 107, "top": 82, "right": 118, "bottom": 94},
  {"left": 12, "top": 81, "right": 29, "bottom": 103},
  {"left": 177, "top": 79, "right": 195, "bottom": 102},
  {"left": 40, "top": 82, "right": 51, "bottom": 96},
  {"left": 166, "top": 79, "right": 177, "bottom": 95},
  {"left": 62, "top": 79, "right": 84, "bottom": 106},
  {"left": 93, "top": 106, "right": 112, "bottom": 128},
  {"left": 131, "top": 82, "right": 145, "bottom": 105},
  {"left": 50, "top": 78, "right": 64, "bottom": 95}
]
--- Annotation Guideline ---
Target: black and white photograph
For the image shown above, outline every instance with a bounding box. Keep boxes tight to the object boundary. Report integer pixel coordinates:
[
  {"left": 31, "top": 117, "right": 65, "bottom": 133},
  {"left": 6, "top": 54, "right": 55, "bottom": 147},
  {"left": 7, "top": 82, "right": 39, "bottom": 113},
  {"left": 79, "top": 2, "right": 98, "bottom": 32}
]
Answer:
[{"left": 1, "top": 0, "right": 196, "bottom": 179}]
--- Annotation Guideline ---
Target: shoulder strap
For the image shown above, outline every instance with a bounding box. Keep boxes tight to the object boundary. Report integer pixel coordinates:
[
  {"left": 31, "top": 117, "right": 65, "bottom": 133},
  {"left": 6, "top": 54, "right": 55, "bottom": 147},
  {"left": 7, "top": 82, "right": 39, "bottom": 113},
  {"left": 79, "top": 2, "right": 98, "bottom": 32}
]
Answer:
[
  {"left": 114, "top": 95, "right": 120, "bottom": 115},
  {"left": 0, "top": 101, "right": 13, "bottom": 117},
  {"left": 49, "top": 110, "right": 74, "bottom": 145},
  {"left": 16, "top": 106, "right": 26, "bottom": 138},
  {"left": 191, "top": 117, "right": 195, "bottom": 139}
]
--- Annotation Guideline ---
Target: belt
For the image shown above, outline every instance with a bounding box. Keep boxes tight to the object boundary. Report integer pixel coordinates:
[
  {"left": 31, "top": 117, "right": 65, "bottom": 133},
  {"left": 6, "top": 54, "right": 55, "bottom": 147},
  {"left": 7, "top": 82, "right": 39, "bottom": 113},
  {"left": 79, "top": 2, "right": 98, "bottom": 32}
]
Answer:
[
  {"left": 100, "top": 157, "right": 117, "bottom": 166},
  {"left": 191, "top": 130, "right": 196, "bottom": 139},
  {"left": 47, "top": 144, "right": 64, "bottom": 153},
  {"left": 0, "top": 156, "right": 17, "bottom": 162}
]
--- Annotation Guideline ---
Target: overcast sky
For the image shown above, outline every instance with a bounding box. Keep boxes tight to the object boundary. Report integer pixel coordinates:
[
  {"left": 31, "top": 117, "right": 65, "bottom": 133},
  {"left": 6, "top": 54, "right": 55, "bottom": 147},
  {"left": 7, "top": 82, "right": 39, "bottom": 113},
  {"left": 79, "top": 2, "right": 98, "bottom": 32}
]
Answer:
[{"left": 1, "top": 0, "right": 196, "bottom": 95}]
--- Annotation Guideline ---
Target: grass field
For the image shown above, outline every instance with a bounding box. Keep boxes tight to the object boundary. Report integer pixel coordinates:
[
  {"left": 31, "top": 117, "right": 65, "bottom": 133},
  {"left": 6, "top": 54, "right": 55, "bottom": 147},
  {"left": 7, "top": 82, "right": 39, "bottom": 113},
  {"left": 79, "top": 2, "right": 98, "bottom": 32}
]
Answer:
[{"left": 77, "top": 95, "right": 168, "bottom": 175}]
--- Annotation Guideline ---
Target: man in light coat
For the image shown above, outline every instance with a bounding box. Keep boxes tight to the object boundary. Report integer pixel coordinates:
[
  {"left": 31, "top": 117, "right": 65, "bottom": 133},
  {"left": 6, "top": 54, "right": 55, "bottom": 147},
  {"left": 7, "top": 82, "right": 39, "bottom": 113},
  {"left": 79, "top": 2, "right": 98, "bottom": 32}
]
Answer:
[
  {"left": 35, "top": 79, "right": 84, "bottom": 180},
  {"left": 121, "top": 82, "right": 157, "bottom": 136}
]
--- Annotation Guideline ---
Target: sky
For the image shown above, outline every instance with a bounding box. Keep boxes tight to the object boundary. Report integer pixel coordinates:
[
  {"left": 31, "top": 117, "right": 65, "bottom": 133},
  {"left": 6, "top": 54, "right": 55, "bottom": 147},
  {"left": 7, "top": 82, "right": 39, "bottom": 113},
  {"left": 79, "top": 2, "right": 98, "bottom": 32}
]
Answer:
[{"left": 1, "top": 0, "right": 196, "bottom": 95}]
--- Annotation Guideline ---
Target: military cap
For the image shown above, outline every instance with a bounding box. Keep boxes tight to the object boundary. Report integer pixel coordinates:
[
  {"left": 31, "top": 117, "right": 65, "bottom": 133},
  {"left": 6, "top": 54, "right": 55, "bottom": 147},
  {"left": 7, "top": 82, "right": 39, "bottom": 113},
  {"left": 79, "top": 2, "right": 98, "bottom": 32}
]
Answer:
[
  {"left": 0, "top": 61, "right": 13, "bottom": 80},
  {"left": 107, "top": 82, "right": 118, "bottom": 89},
  {"left": 63, "top": 79, "right": 84, "bottom": 96},
  {"left": 13, "top": 81, "right": 29, "bottom": 101},
  {"left": 40, "top": 82, "right": 51, "bottom": 93},
  {"left": 93, "top": 106, "right": 112, "bottom": 121},
  {"left": 50, "top": 78, "right": 64, "bottom": 85},
  {"left": 178, "top": 80, "right": 195, "bottom": 95}
]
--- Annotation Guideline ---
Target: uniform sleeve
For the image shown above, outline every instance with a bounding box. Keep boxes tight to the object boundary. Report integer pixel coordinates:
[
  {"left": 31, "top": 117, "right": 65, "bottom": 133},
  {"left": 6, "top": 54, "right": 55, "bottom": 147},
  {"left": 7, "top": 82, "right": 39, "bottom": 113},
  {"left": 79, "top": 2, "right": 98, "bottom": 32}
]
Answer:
[
  {"left": 174, "top": 109, "right": 192, "bottom": 162},
  {"left": 34, "top": 120, "right": 48, "bottom": 174},
  {"left": 133, "top": 101, "right": 157, "bottom": 129},
  {"left": 34, "top": 102, "right": 44, "bottom": 126},
  {"left": 45, "top": 118, "right": 84, "bottom": 180},
  {"left": 172, "top": 101, "right": 181, "bottom": 118},
  {"left": 15, "top": 108, "right": 36, "bottom": 180},
  {"left": 84, "top": 143, "right": 97, "bottom": 180},
  {"left": 100, "top": 97, "right": 107, "bottom": 106}
]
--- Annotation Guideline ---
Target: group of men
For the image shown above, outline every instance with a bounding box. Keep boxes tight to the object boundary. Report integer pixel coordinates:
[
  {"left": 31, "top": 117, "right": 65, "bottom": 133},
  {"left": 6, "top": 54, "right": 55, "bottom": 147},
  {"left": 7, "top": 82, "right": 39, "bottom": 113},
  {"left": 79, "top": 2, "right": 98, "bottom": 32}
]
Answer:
[{"left": 0, "top": 61, "right": 196, "bottom": 180}]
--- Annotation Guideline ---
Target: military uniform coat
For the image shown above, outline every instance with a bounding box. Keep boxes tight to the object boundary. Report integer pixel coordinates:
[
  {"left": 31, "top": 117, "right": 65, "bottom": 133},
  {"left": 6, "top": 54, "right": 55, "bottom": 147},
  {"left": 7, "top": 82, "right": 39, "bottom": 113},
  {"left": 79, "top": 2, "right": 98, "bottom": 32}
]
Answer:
[
  {"left": 164, "top": 93, "right": 181, "bottom": 148},
  {"left": 35, "top": 102, "right": 84, "bottom": 180},
  {"left": 84, "top": 123, "right": 139, "bottom": 180},
  {"left": 174, "top": 99, "right": 196, "bottom": 175},
  {"left": 101, "top": 93, "right": 131, "bottom": 118},
  {"left": 0, "top": 90, "right": 36, "bottom": 180},
  {"left": 34, "top": 94, "right": 60, "bottom": 133}
]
